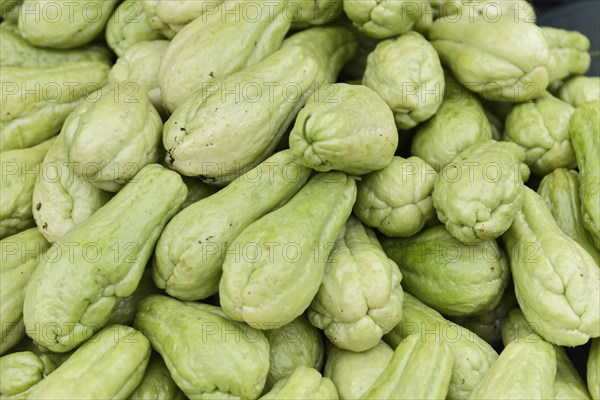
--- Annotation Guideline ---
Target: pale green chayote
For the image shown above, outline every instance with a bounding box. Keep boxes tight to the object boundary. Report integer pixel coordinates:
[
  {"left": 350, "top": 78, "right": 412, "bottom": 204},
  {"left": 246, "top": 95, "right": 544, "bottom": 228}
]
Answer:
[
  {"left": 542, "top": 27, "right": 591, "bottom": 83},
  {"left": 105, "top": 267, "right": 160, "bottom": 327},
  {"left": 589, "top": 339, "right": 600, "bottom": 400},
  {"left": 143, "top": 0, "right": 224, "bottom": 29},
  {"left": 289, "top": 83, "right": 398, "bottom": 175},
  {"left": 308, "top": 216, "right": 403, "bottom": 352},
  {"left": 557, "top": 76, "right": 600, "bottom": 107},
  {"left": 128, "top": 353, "right": 185, "bottom": 400},
  {"left": 363, "top": 31, "right": 445, "bottom": 130},
  {"left": 431, "top": 0, "right": 536, "bottom": 22},
  {"left": 260, "top": 366, "right": 338, "bottom": 400},
  {"left": 429, "top": 15, "right": 550, "bottom": 102},
  {"left": 353, "top": 156, "right": 437, "bottom": 237},
  {"left": 134, "top": 295, "right": 270, "bottom": 400},
  {"left": 502, "top": 187, "right": 600, "bottom": 346},
  {"left": 62, "top": 81, "right": 163, "bottom": 192},
  {"left": 18, "top": 0, "right": 119, "bottom": 49},
  {"left": 432, "top": 140, "right": 530, "bottom": 243},
  {"left": 289, "top": 0, "right": 342, "bottom": 27},
  {"left": 0, "top": 351, "right": 55, "bottom": 398},
  {"left": 503, "top": 91, "right": 577, "bottom": 176}
]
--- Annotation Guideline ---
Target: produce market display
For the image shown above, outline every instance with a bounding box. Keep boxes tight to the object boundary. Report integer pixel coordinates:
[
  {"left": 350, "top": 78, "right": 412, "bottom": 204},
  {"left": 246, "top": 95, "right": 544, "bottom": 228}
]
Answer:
[{"left": 1, "top": 0, "right": 599, "bottom": 399}]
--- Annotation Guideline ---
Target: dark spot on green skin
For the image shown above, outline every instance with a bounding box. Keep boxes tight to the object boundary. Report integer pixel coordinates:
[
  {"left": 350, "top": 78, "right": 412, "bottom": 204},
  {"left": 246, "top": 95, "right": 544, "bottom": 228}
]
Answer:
[
  {"left": 36, "top": 203, "right": 41, "bottom": 211},
  {"left": 42, "top": 223, "right": 48, "bottom": 229},
  {"left": 209, "top": 71, "right": 214, "bottom": 78}
]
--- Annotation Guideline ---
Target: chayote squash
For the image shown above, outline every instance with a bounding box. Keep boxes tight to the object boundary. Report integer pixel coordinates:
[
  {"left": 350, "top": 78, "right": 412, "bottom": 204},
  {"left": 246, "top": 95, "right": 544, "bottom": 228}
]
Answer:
[
  {"left": 0, "top": 351, "right": 55, "bottom": 398},
  {"left": 154, "top": 150, "right": 311, "bottom": 301},
  {"left": 260, "top": 366, "right": 338, "bottom": 400},
  {"left": 589, "top": 339, "right": 600, "bottom": 400},
  {"left": 557, "top": 76, "right": 600, "bottom": 107},
  {"left": 23, "top": 164, "right": 187, "bottom": 352},
  {"left": 128, "top": 353, "right": 185, "bottom": 400},
  {"left": 502, "top": 187, "right": 600, "bottom": 346},
  {"left": 431, "top": 0, "right": 536, "bottom": 22},
  {"left": 220, "top": 171, "right": 357, "bottom": 329},
  {"left": 308, "top": 216, "right": 403, "bottom": 352},
  {"left": 0, "top": 138, "right": 55, "bottom": 239},
  {"left": 134, "top": 295, "right": 270, "bottom": 400},
  {"left": 289, "top": 0, "right": 342, "bottom": 28},
  {"left": 542, "top": 27, "right": 591, "bottom": 83},
  {"left": 142, "top": 0, "right": 224, "bottom": 32},
  {"left": 0, "top": 0, "right": 22, "bottom": 19},
  {"left": 0, "top": 228, "right": 49, "bottom": 355},
  {"left": 105, "top": 267, "right": 160, "bottom": 327}
]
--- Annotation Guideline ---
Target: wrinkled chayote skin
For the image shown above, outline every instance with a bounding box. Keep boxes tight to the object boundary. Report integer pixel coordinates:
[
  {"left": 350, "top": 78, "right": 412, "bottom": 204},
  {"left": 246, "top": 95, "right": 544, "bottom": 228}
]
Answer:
[
  {"left": 0, "top": 351, "right": 55, "bottom": 398},
  {"left": 23, "top": 164, "right": 187, "bottom": 352},
  {"left": 0, "top": 61, "right": 109, "bottom": 152},
  {"left": 502, "top": 187, "right": 600, "bottom": 346},
  {"left": 289, "top": 0, "right": 342, "bottom": 28},
  {"left": 1, "top": 138, "right": 55, "bottom": 239},
  {"left": 0, "top": 229, "right": 49, "bottom": 355},
  {"left": 144, "top": 0, "right": 224, "bottom": 28},
  {"left": 289, "top": 83, "right": 398, "bottom": 175},
  {"left": 324, "top": 341, "right": 393, "bottom": 400},
  {"left": 361, "top": 333, "right": 453, "bottom": 400},
  {"left": 260, "top": 366, "right": 338, "bottom": 400},
  {"left": 108, "top": 40, "right": 170, "bottom": 118},
  {"left": 570, "top": 100, "right": 600, "bottom": 248},
  {"left": 589, "top": 339, "right": 600, "bottom": 400},
  {"left": 411, "top": 75, "right": 493, "bottom": 171},
  {"left": 353, "top": 156, "right": 437, "bottom": 237},
  {"left": 538, "top": 169, "right": 600, "bottom": 265},
  {"left": 385, "top": 293, "right": 498, "bottom": 400},
  {"left": 128, "top": 353, "right": 185, "bottom": 400},
  {"left": 308, "top": 216, "right": 403, "bottom": 352},
  {"left": 62, "top": 81, "right": 163, "bottom": 192},
  {"left": 501, "top": 308, "right": 592, "bottom": 400},
  {"left": 140, "top": 0, "right": 180, "bottom": 39},
  {"left": 343, "top": 0, "right": 432, "bottom": 39},
  {"left": 363, "top": 31, "right": 444, "bottom": 130},
  {"left": 557, "top": 76, "right": 600, "bottom": 107},
  {"left": 542, "top": 27, "right": 591, "bottom": 84},
  {"left": 9, "top": 338, "right": 72, "bottom": 372},
  {"left": 432, "top": 140, "right": 530, "bottom": 243},
  {"left": 31, "top": 134, "right": 112, "bottom": 243},
  {"left": 429, "top": 15, "right": 550, "bottom": 102},
  {"left": 504, "top": 91, "right": 576, "bottom": 176},
  {"left": 105, "top": 0, "right": 164, "bottom": 57},
  {"left": 265, "top": 315, "right": 324, "bottom": 390},
  {"left": 18, "top": 0, "right": 119, "bottom": 49},
  {"left": 26, "top": 325, "right": 151, "bottom": 399},
  {"left": 134, "top": 295, "right": 270, "bottom": 400},
  {"left": 0, "top": 24, "right": 112, "bottom": 67},
  {"left": 467, "top": 340, "right": 557, "bottom": 400},
  {"left": 163, "top": 25, "right": 358, "bottom": 185},
  {"left": 105, "top": 267, "right": 160, "bottom": 327},
  {"left": 431, "top": 0, "right": 536, "bottom": 22},
  {"left": 158, "top": 0, "right": 291, "bottom": 112},
  {"left": 220, "top": 172, "right": 357, "bottom": 329},
  {"left": 381, "top": 225, "right": 510, "bottom": 317},
  {"left": 154, "top": 150, "right": 311, "bottom": 301}
]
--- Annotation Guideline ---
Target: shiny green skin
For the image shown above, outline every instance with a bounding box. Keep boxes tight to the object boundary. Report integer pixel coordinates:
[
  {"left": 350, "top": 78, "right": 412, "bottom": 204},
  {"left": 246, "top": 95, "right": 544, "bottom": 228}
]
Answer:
[
  {"left": 23, "top": 164, "right": 187, "bottom": 352},
  {"left": 105, "top": 0, "right": 164, "bottom": 57},
  {"left": 538, "top": 169, "right": 600, "bottom": 265},
  {"left": 0, "top": 229, "right": 49, "bottom": 356},
  {"left": 220, "top": 172, "right": 357, "bottom": 329},
  {"left": 32, "top": 134, "right": 112, "bottom": 243},
  {"left": 308, "top": 216, "right": 403, "bottom": 352},
  {"left": 264, "top": 315, "right": 324, "bottom": 390},
  {"left": 324, "top": 341, "right": 393, "bottom": 400},
  {"left": 128, "top": 354, "right": 185, "bottom": 400},
  {"left": 134, "top": 295, "right": 270, "bottom": 400},
  {"left": 411, "top": 75, "right": 493, "bottom": 172},
  {"left": 558, "top": 77, "right": 600, "bottom": 107},
  {"left": 105, "top": 267, "right": 160, "bottom": 327},
  {"left": 0, "top": 351, "right": 55, "bottom": 398},
  {"left": 504, "top": 91, "right": 576, "bottom": 176},
  {"left": 289, "top": 83, "right": 398, "bottom": 175},
  {"left": 353, "top": 156, "right": 437, "bottom": 237},
  {"left": 108, "top": 40, "right": 170, "bottom": 118},
  {"left": 432, "top": 140, "right": 530, "bottom": 243},
  {"left": 589, "top": 339, "right": 600, "bottom": 400},
  {"left": 570, "top": 100, "right": 600, "bottom": 248},
  {"left": 467, "top": 340, "right": 556, "bottom": 400},
  {"left": 154, "top": 150, "right": 311, "bottom": 301},
  {"left": 158, "top": 0, "right": 291, "bottom": 113},
  {"left": 260, "top": 366, "right": 338, "bottom": 400},
  {"left": 381, "top": 225, "right": 510, "bottom": 316},
  {"left": 26, "top": 325, "right": 150, "bottom": 399},
  {"left": 0, "top": 61, "right": 110, "bottom": 152},
  {"left": 501, "top": 309, "right": 592, "bottom": 400},
  {"left": 360, "top": 333, "right": 453, "bottom": 400},
  {"left": 429, "top": 16, "right": 550, "bottom": 102},
  {"left": 289, "top": 0, "right": 342, "bottom": 27},
  {"left": 18, "top": 0, "right": 119, "bottom": 49},
  {"left": 62, "top": 81, "right": 163, "bottom": 192},
  {"left": 384, "top": 293, "right": 498, "bottom": 400},
  {"left": 343, "top": 0, "right": 432, "bottom": 39},
  {"left": 502, "top": 187, "right": 600, "bottom": 346},
  {"left": 0, "top": 24, "right": 112, "bottom": 67},
  {"left": 363, "top": 31, "right": 444, "bottom": 130},
  {"left": 179, "top": 176, "right": 218, "bottom": 210},
  {"left": 0, "top": 138, "right": 55, "bottom": 239},
  {"left": 163, "top": 25, "right": 358, "bottom": 185},
  {"left": 543, "top": 27, "right": 591, "bottom": 83}
]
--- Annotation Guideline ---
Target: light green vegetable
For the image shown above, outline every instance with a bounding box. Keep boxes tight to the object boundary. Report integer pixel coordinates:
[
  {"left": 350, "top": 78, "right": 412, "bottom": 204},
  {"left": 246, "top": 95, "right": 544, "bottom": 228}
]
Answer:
[
  {"left": 105, "top": 267, "right": 160, "bottom": 327},
  {"left": 128, "top": 354, "right": 185, "bottom": 400},
  {"left": 431, "top": 0, "right": 536, "bottom": 22},
  {"left": 0, "top": 351, "right": 55, "bottom": 398},
  {"left": 289, "top": 0, "right": 342, "bottom": 28},
  {"left": 557, "top": 76, "right": 600, "bottom": 107},
  {"left": 260, "top": 366, "right": 338, "bottom": 400},
  {"left": 542, "top": 27, "right": 591, "bottom": 83}
]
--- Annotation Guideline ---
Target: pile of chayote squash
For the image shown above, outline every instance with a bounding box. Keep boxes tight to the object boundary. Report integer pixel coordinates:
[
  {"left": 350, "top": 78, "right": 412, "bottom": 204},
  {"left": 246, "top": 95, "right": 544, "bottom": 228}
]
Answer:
[{"left": 1, "top": 0, "right": 599, "bottom": 398}]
